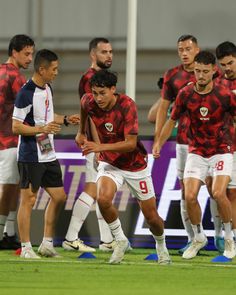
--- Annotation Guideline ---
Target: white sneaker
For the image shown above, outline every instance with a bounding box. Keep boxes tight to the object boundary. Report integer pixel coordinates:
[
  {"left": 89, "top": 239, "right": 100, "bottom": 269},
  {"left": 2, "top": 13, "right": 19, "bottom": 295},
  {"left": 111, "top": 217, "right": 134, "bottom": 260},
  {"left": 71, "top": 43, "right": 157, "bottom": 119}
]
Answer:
[
  {"left": 109, "top": 239, "right": 129, "bottom": 264},
  {"left": 62, "top": 239, "right": 96, "bottom": 253},
  {"left": 38, "top": 243, "right": 60, "bottom": 257},
  {"left": 99, "top": 240, "right": 133, "bottom": 252},
  {"left": 223, "top": 239, "right": 236, "bottom": 259},
  {"left": 20, "top": 247, "right": 40, "bottom": 259},
  {"left": 183, "top": 237, "right": 208, "bottom": 259},
  {"left": 156, "top": 246, "right": 171, "bottom": 265},
  {"left": 99, "top": 241, "right": 116, "bottom": 252}
]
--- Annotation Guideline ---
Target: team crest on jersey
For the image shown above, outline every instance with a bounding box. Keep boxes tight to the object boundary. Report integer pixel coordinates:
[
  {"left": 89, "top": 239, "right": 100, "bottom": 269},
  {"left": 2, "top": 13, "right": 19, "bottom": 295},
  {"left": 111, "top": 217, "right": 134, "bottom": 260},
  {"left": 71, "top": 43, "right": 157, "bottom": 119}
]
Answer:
[
  {"left": 105, "top": 122, "right": 113, "bottom": 132},
  {"left": 200, "top": 107, "right": 208, "bottom": 117}
]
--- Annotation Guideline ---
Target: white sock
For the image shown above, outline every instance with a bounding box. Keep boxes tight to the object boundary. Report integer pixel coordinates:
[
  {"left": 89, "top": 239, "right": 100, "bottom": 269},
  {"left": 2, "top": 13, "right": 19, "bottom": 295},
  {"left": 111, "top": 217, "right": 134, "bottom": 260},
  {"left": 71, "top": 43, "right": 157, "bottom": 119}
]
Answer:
[
  {"left": 96, "top": 202, "right": 113, "bottom": 243},
  {"left": 4, "top": 211, "right": 16, "bottom": 237},
  {"left": 180, "top": 200, "right": 194, "bottom": 242},
  {"left": 0, "top": 215, "right": 7, "bottom": 240},
  {"left": 21, "top": 241, "right": 32, "bottom": 250},
  {"left": 223, "top": 222, "right": 233, "bottom": 240},
  {"left": 210, "top": 198, "right": 223, "bottom": 237},
  {"left": 108, "top": 218, "right": 127, "bottom": 241},
  {"left": 65, "top": 192, "right": 94, "bottom": 241},
  {"left": 152, "top": 233, "right": 167, "bottom": 250},
  {"left": 192, "top": 223, "right": 205, "bottom": 242}
]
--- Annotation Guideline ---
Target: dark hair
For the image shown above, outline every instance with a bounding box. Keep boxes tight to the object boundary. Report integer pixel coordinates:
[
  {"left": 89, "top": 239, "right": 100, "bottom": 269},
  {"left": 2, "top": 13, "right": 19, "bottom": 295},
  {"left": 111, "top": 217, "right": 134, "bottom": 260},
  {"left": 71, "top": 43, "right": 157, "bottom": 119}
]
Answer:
[
  {"left": 177, "top": 34, "right": 198, "bottom": 44},
  {"left": 194, "top": 51, "right": 216, "bottom": 65},
  {"left": 89, "top": 37, "right": 110, "bottom": 52},
  {"left": 34, "top": 49, "right": 58, "bottom": 72},
  {"left": 215, "top": 41, "right": 236, "bottom": 60},
  {"left": 8, "top": 34, "right": 35, "bottom": 56},
  {"left": 90, "top": 70, "right": 117, "bottom": 88}
]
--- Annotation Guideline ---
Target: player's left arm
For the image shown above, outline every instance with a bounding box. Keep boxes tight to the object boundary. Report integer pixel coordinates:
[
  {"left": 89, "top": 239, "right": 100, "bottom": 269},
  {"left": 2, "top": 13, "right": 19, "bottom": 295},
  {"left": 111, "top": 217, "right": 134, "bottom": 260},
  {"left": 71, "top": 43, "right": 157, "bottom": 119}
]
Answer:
[{"left": 81, "top": 134, "right": 137, "bottom": 155}]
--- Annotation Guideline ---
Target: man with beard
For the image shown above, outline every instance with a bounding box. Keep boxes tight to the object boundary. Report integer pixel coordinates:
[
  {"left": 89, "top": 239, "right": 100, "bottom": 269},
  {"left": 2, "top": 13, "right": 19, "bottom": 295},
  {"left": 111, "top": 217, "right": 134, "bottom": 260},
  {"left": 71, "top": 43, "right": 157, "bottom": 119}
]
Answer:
[
  {"left": 0, "top": 34, "right": 34, "bottom": 250},
  {"left": 63, "top": 38, "right": 119, "bottom": 252},
  {"left": 153, "top": 51, "right": 236, "bottom": 259},
  {"left": 216, "top": 41, "right": 236, "bottom": 245}
]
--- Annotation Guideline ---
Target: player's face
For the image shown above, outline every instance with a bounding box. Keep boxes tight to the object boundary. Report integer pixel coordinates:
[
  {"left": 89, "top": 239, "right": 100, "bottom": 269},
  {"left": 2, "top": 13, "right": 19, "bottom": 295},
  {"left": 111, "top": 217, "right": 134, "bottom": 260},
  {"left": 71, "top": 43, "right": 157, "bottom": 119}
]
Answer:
[
  {"left": 40, "top": 61, "right": 59, "bottom": 83},
  {"left": 94, "top": 42, "right": 113, "bottom": 69},
  {"left": 92, "top": 85, "right": 116, "bottom": 110},
  {"left": 13, "top": 46, "right": 34, "bottom": 69},
  {"left": 218, "top": 55, "right": 236, "bottom": 79},
  {"left": 178, "top": 40, "right": 200, "bottom": 67},
  {"left": 194, "top": 62, "right": 215, "bottom": 87}
]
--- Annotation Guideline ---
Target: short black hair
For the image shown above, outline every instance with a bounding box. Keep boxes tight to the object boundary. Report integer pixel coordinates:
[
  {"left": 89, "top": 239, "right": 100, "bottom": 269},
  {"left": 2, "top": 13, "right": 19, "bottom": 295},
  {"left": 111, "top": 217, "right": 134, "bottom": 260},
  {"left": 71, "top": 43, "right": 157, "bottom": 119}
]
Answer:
[
  {"left": 177, "top": 34, "right": 198, "bottom": 44},
  {"left": 90, "top": 70, "right": 117, "bottom": 89},
  {"left": 194, "top": 51, "right": 216, "bottom": 65},
  {"left": 215, "top": 41, "right": 236, "bottom": 60},
  {"left": 8, "top": 34, "right": 35, "bottom": 56},
  {"left": 89, "top": 37, "right": 110, "bottom": 52},
  {"left": 34, "top": 49, "right": 58, "bottom": 72}
]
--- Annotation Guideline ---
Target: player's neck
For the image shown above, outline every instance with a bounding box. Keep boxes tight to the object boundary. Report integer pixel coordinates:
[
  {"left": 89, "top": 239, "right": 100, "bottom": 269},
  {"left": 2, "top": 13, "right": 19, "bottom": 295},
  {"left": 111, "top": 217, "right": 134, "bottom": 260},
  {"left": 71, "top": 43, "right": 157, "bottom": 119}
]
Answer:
[
  {"left": 6, "top": 57, "right": 20, "bottom": 69},
  {"left": 183, "top": 63, "right": 194, "bottom": 72},
  {"left": 195, "top": 81, "right": 213, "bottom": 94},
  {"left": 32, "top": 74, "right": 46, "bottom": 88}
]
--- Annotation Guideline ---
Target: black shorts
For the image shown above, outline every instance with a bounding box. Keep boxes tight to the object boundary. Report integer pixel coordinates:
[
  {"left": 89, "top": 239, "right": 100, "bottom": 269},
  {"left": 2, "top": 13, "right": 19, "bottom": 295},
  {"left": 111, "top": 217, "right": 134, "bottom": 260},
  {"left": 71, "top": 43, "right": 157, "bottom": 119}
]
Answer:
[{"left": 18, "top": 160, "right": 63, "bottom": 192}]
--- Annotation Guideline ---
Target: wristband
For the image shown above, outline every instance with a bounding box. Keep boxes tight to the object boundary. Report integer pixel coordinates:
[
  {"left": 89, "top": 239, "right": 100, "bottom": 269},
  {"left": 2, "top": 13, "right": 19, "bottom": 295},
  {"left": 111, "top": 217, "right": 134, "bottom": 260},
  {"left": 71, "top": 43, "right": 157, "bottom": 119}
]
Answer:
[{"left": 64, "top": 115, "right": 69, "bottom": 126}]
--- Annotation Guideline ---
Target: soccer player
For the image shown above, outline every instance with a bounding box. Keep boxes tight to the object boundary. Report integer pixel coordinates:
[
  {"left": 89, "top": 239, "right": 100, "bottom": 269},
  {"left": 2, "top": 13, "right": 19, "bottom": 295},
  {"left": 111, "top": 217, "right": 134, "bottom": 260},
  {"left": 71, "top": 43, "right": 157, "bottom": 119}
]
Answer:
[
  {"left": 152, "top": 35, "right": 223, "bottom": 253},
  {"left": 216, "top": 41, "right": 236, "bottom": 244},
  {"left": 0, "top": 34, "right": 34, "bottom": 250},
  {"left": 63, "top": 38, "right": 116, "bottom": 252},
  {"left": 12, "top": 49, "right": 79, "bottom": 259},
  {"left": 153, "top": 51, "right": 236, "bottom": 259},
  {"left": 78, "top": 69, "right": 171, "bottom": 264}
]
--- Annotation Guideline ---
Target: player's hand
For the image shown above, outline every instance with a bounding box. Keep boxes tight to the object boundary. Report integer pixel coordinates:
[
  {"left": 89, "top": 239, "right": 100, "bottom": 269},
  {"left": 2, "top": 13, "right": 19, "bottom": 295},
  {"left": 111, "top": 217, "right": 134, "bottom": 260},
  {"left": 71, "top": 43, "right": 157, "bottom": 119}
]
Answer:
[
  {"left": 152, "top": 142, "right": 161, "bottom": 159},
  {"left": 67, "top": 114, "right": 80, "bottom": 125},
  {"left": 75, "top": 133, "right": 86, "bottom": 148},
  {"left": 81, "top": 139, "right": 100, "bottom": 155},
  {"left": 42, "top": 122, "right": 61, "bottom": 134}
]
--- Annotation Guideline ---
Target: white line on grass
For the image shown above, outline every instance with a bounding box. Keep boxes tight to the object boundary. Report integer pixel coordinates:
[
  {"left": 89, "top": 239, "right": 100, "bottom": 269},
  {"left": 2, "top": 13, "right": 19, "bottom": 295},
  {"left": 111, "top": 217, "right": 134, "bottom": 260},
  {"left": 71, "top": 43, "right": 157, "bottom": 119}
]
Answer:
[{"left": 3, "top": 258, "right": 236, "bottom": 268}]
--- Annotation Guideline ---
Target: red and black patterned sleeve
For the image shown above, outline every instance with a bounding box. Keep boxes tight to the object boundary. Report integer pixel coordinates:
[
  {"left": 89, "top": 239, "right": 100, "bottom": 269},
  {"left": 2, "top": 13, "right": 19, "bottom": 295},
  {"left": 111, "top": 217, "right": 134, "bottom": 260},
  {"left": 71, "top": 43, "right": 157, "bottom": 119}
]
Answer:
[
  {"left": 171, "top": 88, "right": 186, "bottom": 121},
  {"left": 122, "top": 97, "right": 139, "bottom": 136}
]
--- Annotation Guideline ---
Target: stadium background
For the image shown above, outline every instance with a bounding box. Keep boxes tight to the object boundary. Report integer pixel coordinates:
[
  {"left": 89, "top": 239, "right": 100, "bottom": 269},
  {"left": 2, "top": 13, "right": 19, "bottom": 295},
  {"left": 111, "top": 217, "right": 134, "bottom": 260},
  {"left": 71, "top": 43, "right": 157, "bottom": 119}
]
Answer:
[{"left": 0, "top": 0, "right": 235, "bottom": 249}]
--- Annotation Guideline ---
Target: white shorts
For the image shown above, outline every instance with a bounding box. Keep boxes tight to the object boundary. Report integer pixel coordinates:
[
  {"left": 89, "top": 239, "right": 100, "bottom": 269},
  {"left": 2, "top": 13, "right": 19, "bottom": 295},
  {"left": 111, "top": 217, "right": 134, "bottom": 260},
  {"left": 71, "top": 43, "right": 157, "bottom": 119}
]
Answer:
[
  {"left": 0, "top": 148, "right": 19, "bottom": 184},
  {"left": 96, "top": 161, "right": 155, "bottom": 201},
  {"left": 176, "top": 144, "right": 188, "bottom": 180},
  {"left": 228, "top": 152, "right": 236, "bottom": 188},
  {"left": 85, "top": 152, "right": 98, "bottom": 183},
  {"left": 184, "top": 153, "right": 233, "bottom": 183}
]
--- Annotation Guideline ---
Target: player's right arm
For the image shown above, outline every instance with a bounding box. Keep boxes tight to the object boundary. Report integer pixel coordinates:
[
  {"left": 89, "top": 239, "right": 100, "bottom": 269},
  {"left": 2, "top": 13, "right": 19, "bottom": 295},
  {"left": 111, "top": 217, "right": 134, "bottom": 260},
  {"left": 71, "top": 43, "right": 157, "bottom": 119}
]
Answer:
[
  {"left": 75, "top": 95, "right": 89, "bottom": 147},
  {"left": 152, "top": 118, "right": 176, "bottom": 159},
  {"left": 154, "top": 98, "right": 171, "bottom": 138}
]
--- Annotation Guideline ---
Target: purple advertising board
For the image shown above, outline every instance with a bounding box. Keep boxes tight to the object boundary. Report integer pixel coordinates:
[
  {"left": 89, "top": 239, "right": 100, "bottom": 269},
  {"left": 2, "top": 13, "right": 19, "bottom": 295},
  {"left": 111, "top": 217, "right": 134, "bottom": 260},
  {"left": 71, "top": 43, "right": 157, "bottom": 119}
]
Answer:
[{"left": 31, "top": 138, "right": 215, "bottom": 250}]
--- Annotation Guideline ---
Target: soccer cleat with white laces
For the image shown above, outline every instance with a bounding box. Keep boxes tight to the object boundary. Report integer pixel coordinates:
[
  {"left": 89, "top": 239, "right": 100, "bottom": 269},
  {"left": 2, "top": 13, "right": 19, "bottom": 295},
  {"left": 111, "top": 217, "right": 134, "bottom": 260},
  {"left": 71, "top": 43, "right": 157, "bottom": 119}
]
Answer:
[
  {"left": 20, "top": 247, "right": 41, "bottom": 259},
  {"left": 223, "top": 239, "right": 236, "bottom": 259},
  {"left": 62, "top": 239, "right": 96, "bottom": 252},
  {"left": 182, "top": 237, "right": 208, "bottom": 259},
  {"left": 38, "top": 243, "right": 60, "bottom": 257},
  {"left": 156, "top": 246, "right": 171, "bottom": 265},
  {"left": 109, "top": 239, "right": 129, "bottom": 264}
]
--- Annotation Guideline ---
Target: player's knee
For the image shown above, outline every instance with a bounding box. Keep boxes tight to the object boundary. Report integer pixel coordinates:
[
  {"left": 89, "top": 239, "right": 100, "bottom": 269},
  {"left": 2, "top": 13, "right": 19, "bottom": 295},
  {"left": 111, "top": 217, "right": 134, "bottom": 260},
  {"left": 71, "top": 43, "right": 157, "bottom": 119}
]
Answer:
[
  {"left": 185, "top": 191, "right": 198, "bottom": 205},
  {"left": 27, "top": 194, "right": 37, "bottom": 208},
  {"left": 212, "top": 189, "right": 224, "bottom": 202}
]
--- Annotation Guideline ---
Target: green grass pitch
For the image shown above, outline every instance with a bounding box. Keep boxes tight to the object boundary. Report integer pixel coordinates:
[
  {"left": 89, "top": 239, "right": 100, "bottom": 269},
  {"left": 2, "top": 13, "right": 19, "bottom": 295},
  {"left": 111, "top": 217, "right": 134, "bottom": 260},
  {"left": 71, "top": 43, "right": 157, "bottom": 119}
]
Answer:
[{"left": 0, "top": 248, "right": 236, "bottom": 295}]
